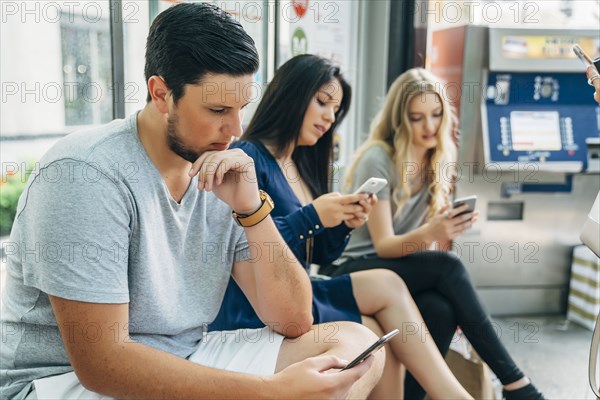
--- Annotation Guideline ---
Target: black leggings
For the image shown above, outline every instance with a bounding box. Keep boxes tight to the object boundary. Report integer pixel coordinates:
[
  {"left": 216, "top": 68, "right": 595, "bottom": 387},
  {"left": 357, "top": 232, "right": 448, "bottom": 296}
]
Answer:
[
  {"left": 324, "top": 251, "right": 524, "bottom": 394},
  {"left": 405, "top": 291, "right": 457, "bottom": 400}
]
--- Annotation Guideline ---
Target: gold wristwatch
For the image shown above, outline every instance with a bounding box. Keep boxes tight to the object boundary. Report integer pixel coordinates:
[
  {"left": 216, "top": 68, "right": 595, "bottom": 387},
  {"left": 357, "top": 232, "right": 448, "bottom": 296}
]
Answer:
[{"left": 232, "top": 190, "right": 274, "bottom": 227}]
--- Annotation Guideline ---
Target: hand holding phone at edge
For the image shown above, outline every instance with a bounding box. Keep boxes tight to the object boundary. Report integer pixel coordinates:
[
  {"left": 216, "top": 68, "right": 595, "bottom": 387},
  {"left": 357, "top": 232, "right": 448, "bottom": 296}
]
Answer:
[{"left": 587, "top": 66, "right": 600, "bottom": 105}]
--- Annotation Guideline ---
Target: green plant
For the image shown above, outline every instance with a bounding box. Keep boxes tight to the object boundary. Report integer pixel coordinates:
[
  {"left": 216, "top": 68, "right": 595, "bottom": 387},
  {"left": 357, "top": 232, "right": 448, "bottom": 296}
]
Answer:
[{"left": 0, "top": 165, "right": 33, "bottom": 237}]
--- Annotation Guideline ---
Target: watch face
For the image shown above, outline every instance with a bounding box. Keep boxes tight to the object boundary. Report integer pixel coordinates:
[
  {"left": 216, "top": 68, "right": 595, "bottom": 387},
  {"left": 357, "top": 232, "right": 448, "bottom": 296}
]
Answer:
[{"left": 262, "top": 191, "right": 274, "bottom": 208}]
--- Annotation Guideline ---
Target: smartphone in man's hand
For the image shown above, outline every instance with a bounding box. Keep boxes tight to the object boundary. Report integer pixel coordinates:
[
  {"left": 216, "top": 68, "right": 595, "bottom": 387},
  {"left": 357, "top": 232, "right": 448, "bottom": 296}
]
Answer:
[{"left": 340, "top": 329, "right": 399, "bottom": 371}]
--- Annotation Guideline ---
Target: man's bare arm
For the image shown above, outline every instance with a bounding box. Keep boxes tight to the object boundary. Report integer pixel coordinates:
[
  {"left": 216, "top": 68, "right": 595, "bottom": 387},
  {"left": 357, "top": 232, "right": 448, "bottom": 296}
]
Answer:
[
  {"left": 49, "top": 296, "right": 271, "bottom": 399},
  {"left": 189, "top": 149, "right": 313, "bottom": 336},
  {"left": 232, "top": 215, "right": 313, "bottom": 337}
]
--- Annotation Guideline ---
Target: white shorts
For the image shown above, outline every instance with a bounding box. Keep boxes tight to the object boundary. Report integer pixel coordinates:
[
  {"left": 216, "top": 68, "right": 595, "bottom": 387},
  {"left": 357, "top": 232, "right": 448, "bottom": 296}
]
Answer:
[{"left": 26, "top": 327, "right": 284, "bottom": 400}]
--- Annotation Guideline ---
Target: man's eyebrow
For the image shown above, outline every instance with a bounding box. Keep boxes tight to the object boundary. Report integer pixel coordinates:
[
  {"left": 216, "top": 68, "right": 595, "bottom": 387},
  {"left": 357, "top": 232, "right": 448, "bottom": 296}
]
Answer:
[{"left": 206, "top": 102, "right": 252, "bottom": 108}]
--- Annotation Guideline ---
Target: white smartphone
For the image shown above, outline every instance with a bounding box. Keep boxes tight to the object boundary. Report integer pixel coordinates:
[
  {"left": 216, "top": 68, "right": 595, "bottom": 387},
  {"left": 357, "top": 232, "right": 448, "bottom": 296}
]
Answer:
[
  {"left": 353, "top": 177, "right": 388, "bottom": 196},
  {"left": 340, "top": 329, "right": 399, "bottom": 371},
  {"left": 453, "top": 195, "right": 477, "bottom": 217},
  {"left": 573, "top": 44, "right": 600, "bottom": 72}
]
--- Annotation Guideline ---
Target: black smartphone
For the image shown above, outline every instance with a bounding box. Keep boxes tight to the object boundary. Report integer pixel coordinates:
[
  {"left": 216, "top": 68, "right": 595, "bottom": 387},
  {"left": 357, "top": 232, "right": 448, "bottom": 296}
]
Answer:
[
  {"left": 453, "top": 195, "right": 477, "bottom": 218},
  {"left": 340, "top": 329, "right": 399, "bottom": 371}
]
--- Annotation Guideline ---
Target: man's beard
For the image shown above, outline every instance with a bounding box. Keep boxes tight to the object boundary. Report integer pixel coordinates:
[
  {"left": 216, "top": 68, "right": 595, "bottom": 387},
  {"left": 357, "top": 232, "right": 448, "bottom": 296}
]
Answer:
[{"left": 166, "top": 114, "right": 201, "bottom": 163}]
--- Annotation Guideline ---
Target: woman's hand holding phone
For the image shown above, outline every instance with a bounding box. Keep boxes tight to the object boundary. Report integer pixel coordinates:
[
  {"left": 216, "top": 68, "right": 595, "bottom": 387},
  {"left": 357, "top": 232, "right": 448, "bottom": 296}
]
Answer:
[
  {"left": 344, "top": 194, "right": 377, "bottom": 229},
  {"left": 334, "top": 177, "right": 386, "bottom": 228},
  {"left": 312, "top": 192, "right": 370, "bottom": 228},
  {"left": 426, "top": 202, "right": 478, "bottom": 242}
]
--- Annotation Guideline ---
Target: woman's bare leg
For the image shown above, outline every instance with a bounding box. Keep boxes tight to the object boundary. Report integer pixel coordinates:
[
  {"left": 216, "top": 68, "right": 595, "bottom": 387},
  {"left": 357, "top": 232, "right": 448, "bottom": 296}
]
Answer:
[
  {"left": 362, "top": 316, "right": 405, "bottom": 400},
  {"left": 351, "top": 269, "right": 472, "bottom": 400}
]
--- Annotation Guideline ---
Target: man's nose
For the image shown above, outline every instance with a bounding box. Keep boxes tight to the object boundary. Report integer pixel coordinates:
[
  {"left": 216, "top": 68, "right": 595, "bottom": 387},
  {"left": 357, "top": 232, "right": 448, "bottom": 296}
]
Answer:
[{"left": 224, "top": 112, "right": 243, "bottom": 137}]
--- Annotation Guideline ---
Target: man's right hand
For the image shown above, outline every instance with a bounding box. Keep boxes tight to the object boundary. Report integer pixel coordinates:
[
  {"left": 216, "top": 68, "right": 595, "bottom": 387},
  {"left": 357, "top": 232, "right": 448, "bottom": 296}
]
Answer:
[
  {"left": 312, "top": 192, "right": 369, "bottom": 227},
  {"left": 268, "top": 354, "right": 375, "bottom": 399}
]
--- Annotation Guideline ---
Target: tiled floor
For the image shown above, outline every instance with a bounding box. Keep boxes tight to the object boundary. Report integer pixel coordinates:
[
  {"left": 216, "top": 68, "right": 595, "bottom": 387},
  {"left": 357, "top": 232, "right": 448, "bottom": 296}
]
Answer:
[{"left": 493, "top": 315, "right": 594, "bottom": 399}]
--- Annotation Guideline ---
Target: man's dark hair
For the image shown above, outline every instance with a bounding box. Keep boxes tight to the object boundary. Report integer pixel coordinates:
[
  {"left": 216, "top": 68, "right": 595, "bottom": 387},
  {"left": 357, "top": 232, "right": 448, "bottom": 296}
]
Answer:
[
  {"left": 144, "top": 3, "right": 259, "bottom": 103},
  {"left": 242, "top": 54, "right": 352, "bottom": 196}
]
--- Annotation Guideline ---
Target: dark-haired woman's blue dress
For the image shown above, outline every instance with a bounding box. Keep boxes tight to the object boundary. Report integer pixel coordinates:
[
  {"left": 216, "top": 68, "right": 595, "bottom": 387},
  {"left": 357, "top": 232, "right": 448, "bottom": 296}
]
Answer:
[{"left": 208, "top": 140, "right": 361, "bottom": 331}]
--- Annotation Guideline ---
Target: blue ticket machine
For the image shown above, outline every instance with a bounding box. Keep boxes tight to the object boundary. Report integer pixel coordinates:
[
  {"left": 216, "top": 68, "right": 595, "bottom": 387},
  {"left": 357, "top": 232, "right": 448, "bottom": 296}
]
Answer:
[
  {"left": 431, "top": 26, "right": 600, "bottom": 315},
  {"left": 483, "top": 29, "right": 599, "bottom": 173}
]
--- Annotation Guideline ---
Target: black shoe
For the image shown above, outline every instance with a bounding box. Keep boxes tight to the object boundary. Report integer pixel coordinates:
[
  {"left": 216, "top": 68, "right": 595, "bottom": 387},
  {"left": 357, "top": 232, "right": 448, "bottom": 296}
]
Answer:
[{"left": 503, "top": 383, "right": 545, "bottom": 400}]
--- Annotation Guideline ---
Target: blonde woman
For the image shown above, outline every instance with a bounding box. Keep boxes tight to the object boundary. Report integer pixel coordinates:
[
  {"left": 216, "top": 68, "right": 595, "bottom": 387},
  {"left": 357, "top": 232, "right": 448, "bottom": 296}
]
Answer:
[{"left": 325, "top": 68, "right": 544, "bottom": 400}]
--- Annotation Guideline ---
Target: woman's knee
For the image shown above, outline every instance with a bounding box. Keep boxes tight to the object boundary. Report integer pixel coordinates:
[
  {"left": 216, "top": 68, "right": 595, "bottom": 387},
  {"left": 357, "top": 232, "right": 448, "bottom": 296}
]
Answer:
[
  {"left": 367, "top": 269, "right": 410, "bottom": 295},
  {"left": 351, "top": 270, "right": 411, "bottom": 315},
  {"left": 429, "top": 251, "right": 469, "bottom": 277},
  {"left": 324, "top": 320, "right": 379, "bottom": 342},
  {"left": 325, "top": 321, "right": 386, "bottom": 367}
]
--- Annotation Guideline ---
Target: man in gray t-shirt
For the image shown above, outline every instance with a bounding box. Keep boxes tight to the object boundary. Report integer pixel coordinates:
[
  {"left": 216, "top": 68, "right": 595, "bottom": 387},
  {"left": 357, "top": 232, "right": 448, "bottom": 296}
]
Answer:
[{"left": 1, "top": 4, "right": 382, "bottom": 399}]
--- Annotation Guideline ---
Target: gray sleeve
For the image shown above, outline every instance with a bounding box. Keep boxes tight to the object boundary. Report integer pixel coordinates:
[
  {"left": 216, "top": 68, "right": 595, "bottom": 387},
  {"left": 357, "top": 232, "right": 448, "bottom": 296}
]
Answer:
[
  {"left": 17, "top": 159, "right": 131, "bottom": 303},
  {"left": 233, "top": 229, "right": 251, "bottom": 263},
  {"left": 349, "top": 146, "right": 393, "bottom": 201}
]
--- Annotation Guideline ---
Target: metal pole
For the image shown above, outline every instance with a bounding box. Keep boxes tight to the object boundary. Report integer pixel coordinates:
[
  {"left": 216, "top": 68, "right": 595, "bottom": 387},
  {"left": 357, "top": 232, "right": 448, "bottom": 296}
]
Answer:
[{"left": 110, "top": 0, "right": 125, "bottom": 119}]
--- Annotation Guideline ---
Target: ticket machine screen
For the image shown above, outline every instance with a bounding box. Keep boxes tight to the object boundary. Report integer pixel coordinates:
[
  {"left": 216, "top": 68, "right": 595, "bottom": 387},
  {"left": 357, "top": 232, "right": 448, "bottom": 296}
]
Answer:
[
  {"left": 484, "top": 72, "right": 599, "bottom": 171},
  {"left": 509, "top": 111, "right": 562, "bottom": 151}
]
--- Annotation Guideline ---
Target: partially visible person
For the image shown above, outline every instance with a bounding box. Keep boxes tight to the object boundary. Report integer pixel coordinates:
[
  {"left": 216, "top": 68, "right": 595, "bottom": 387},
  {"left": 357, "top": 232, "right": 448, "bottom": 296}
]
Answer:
[
  {"left": 328, "top": 68, "right": 545, "bottom": 400},
  {"left": 0, "top": 4, "right": 384, "bottom": 399},
  {"left": 587, "top": 65, "right": 600, "bottom": 105},
  {"left": 211, "top": 54, "right": 473, "bottom": 400}
]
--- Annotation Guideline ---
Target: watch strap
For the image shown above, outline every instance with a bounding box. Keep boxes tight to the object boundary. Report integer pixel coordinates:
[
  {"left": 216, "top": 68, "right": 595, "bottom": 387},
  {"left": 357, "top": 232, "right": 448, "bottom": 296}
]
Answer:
[{"left": 232, "top": 190, "right": 274, "bottom": 227}]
